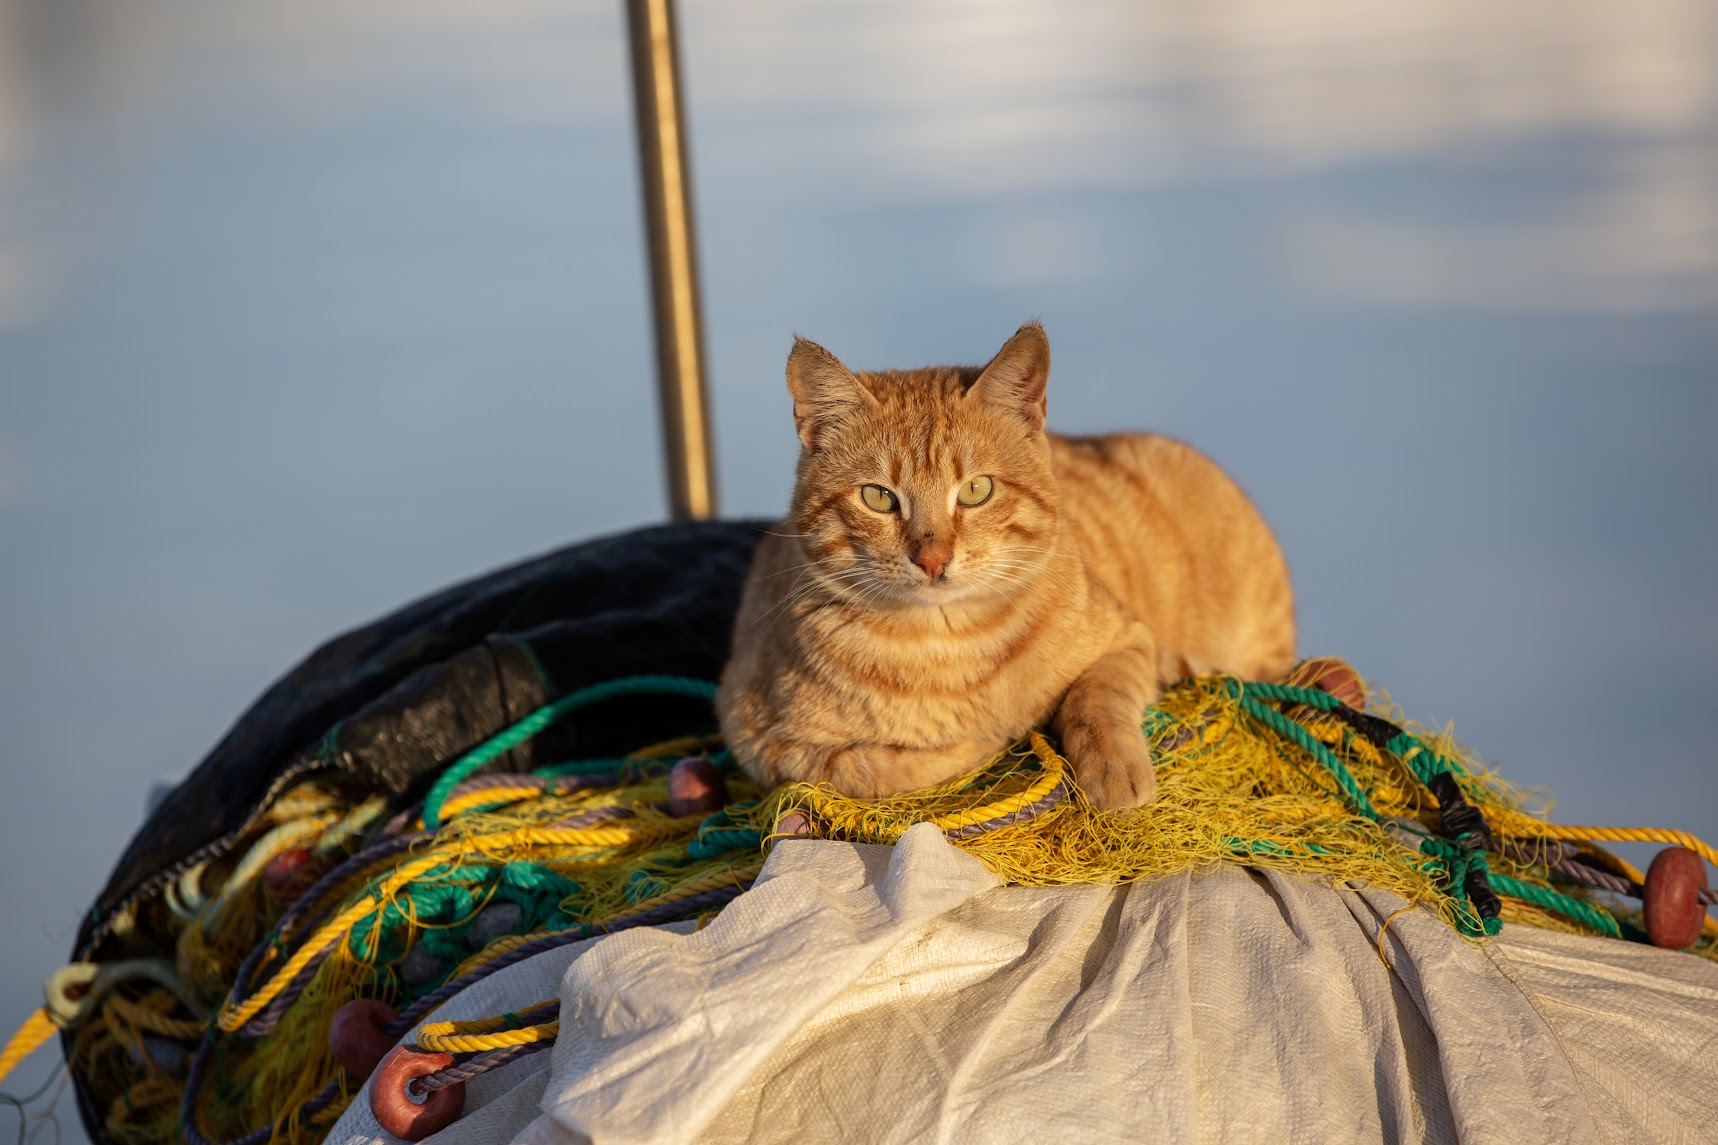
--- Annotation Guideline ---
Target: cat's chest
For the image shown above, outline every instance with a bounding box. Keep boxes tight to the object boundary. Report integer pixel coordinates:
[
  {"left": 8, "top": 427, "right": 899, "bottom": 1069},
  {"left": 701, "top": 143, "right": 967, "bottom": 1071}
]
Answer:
[{"left": 798, "top": 602, "right": 1104, "bottom": 740}]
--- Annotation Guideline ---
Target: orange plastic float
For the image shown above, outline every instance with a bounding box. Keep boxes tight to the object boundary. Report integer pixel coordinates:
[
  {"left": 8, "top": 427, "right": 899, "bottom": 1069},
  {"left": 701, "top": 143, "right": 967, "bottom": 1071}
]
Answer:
[
  {"left": 1643, "top": 846, "right": 1708, "bottom": 949},
  {"left": 368, "top": 1045, "right": 465, "bottom": 1140}
]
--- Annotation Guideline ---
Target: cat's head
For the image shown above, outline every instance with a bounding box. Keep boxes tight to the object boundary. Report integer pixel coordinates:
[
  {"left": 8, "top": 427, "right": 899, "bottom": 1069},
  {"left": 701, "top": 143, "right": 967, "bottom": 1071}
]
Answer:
[{"left": 783, "top": 323, "right": 1061, "bottom": 607}]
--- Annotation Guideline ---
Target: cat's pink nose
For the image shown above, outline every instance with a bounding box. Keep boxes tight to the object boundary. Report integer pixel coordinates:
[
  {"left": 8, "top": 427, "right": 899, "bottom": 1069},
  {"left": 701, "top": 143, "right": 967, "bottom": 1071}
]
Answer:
[{"left": 911, "top": 541, "right": 952, "bottom": 580}]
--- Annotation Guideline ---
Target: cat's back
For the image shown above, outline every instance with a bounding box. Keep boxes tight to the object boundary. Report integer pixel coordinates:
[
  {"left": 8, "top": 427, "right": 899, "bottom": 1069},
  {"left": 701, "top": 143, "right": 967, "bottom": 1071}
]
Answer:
[{"left": 1050, "top": 431, "right": 1295, "bottom": 679}]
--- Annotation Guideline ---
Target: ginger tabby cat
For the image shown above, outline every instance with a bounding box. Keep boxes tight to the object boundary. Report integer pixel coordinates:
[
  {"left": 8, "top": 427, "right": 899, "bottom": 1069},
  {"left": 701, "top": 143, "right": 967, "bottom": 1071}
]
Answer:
[{"left": 717, "top": 323, "right": 1295, "bottom": 809}]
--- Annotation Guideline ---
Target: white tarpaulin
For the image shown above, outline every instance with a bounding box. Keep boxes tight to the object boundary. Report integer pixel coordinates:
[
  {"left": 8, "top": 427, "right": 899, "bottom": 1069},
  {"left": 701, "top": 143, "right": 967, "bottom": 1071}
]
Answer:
[{"left": 332, "top": 824, "right": 1718, "bottom": 1144}]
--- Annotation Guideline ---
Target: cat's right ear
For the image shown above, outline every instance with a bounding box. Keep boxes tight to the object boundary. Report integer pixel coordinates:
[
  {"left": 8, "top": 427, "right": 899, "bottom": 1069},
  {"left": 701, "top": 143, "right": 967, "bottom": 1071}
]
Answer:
[
  {"left": 786, "top": 338, "right": 871, "bottom": 449},
  {"left": 968, "top": 322, "right": 1050, "bottom": 432}
]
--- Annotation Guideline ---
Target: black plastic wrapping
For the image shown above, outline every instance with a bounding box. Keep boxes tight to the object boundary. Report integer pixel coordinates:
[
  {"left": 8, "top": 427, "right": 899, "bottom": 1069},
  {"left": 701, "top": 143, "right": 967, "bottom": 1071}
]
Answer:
[{"left": 67, "top": 519, "right": 764, "bottom": 1141}]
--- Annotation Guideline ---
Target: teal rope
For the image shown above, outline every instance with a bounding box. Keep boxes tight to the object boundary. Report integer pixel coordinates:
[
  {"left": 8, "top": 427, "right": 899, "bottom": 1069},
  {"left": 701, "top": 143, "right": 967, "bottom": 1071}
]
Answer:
[
  {"left": 422, "top": 675, "right": 718, "bottom": 829},
  {"left": 1489, "top": 874, "right": 1621, "bottom": 939},
  {"left": 686, "top": 828, "right": 762, "bottom": 860},
  {"left": 1381, "top": 732, "right": 1473, "bottom": 784},
  {"left": 1231, "top": 679, "right": 1477, "bottom": 785},
  {"left": 1233, "top": 688, "right": 1380, "bottom": 820},
  {"left": 1234, "top": 680, "right": 1518, "bottom": 938},
  {"left": 2, "top": 1058, "right": 65, "bottom": 1145},
  {"left": 1236, "top": 681, "right": 1341, "bottom": 710},
  {"left": 1417, "top": 838, "right": 1502, "bottom": 937}
]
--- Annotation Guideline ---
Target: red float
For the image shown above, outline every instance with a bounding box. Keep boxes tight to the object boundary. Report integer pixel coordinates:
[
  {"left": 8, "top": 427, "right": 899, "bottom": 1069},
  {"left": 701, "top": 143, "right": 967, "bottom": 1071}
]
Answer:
[
  {"left": 773, "top": 811, "right": 811, "bottom": 838},
  {"left": 1643, "top": 846, "right": 1708, "bottom": 950},
  {"left": 1292, "top": 656, "right": 1367, "bottom": 711},
  {"left": 369, "top": 1046, "right": 465, "bottom": 1140},
  {"left": 327, "top": 999, "right": 399, "bottom": 1081},
  {"left": 667, "top": 755, "right": 728, "bottom": 818},
  {"left": 263, "top": 848, "right": 325, "bottom": 899}
]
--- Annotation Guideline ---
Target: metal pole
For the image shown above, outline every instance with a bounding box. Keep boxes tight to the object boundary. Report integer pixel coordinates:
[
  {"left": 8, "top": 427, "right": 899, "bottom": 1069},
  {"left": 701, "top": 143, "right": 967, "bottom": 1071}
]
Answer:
[{"left": 625, "top": 0, "right": 716, "bottom": 521}]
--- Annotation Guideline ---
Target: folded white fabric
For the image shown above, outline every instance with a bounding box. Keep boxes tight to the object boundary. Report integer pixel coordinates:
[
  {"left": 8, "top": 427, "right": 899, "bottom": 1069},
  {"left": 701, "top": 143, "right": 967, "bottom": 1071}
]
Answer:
[{"left": 331, "top": 824, "right": 1718, "bottom": 1145}]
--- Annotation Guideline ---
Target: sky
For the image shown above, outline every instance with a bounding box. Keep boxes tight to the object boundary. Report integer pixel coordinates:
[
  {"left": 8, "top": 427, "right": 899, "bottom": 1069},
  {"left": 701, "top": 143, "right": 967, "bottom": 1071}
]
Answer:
[{"left": 0, "top": 0, "right": 1715, "bottom": 1135}]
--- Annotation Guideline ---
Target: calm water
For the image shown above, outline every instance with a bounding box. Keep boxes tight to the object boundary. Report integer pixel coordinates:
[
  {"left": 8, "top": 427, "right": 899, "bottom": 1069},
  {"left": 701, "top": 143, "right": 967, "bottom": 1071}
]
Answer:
[{"left": 1, "top": 0, "right": 1715, "bottom": 1126}]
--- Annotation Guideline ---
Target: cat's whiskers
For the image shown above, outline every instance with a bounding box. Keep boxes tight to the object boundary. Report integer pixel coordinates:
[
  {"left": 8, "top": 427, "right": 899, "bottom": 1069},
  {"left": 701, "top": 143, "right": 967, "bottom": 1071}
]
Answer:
[
  {"left": 970, "top": 570, "right": 1027, "bottom": 608},
  {"left": 755, "top": 555, "right": 835, "bottom": 582},
  {"left": 981, "top": 559, "right": 1073, "bottom": 595},
  {"left": 992, "top": 543, "right": 1124, "bottom": 576},
  {"left": 976, "top": 568, "right": 1035, "bottom": 597},
  {"left": 751, "top": 563, "right": 872, "bottom": 637}
]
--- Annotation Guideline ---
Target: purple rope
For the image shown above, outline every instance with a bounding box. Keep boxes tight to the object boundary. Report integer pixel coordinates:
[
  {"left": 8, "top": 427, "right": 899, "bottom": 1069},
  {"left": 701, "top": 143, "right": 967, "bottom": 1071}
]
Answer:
[
  {"left": 380, "top": 777, "right": 549, "bottom": 835},
  {"left": 449, "top": 774, "right": 551, "bottom": 794},
  {"left": 180, "top": 1045, "right": 343, "bottom": 1145},
  {"left": 1155, "top": 708, "right": 1223, "bottom": 754},
  {"left": 227, "top": 833, "right": 431, "bottom": 1036},
  {"left": 1552, "top": 857, "right": 1638, "bottom": 896},
  {"left": 233, "top": 806, "right": 640, "bottom": 1038},
  {"left": 944, "top": 776, "right": 1068, "bottom": 840},
  {"left": 549, "top": 805, "right": 636, "bottom": 830},
  {"left": 1495, "top": 839, "right": 1718, "bottom": 905},
  {"left": 184, "top": 882, "right": 751, "bottom": 1145},
  {"left": 383, "top": 773, "right": 623, "bottom": 835},
  {"left": 411, "top": 1039, "right": 555, "bottom": 1094},
  {"left": 401, "top": 1001, "right": 564, "bottom": 1095},
  {"left": 383, "top": 882, "right": 749, "bottom": 1038},
  {"left": 241, "top": 945, "right": 340, "bottom": 1038}
]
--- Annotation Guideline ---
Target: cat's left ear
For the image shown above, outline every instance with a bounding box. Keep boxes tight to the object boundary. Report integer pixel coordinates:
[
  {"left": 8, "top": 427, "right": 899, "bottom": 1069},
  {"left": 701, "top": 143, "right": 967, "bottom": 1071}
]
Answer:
[{"left": 968, "top": 322, "right": 1050, "bottom": 431}]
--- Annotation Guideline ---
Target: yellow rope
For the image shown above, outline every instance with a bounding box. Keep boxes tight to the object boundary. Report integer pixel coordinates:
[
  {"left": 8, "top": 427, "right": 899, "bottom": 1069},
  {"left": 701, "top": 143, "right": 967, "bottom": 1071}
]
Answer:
[
  {"left": 415, "top": 1017, "right": 560, "bottom": 1054},
  {"left": 419, "top": 998, "right": 559, "bottom": 1037},
  {"left": 417, "top": 1020, "right": 559, "bottom": 1054},
  {"left": 1543, "top": 824, "right": 1718, "bottom": 872},
  {"left": 0, "top": 1007, "right": 57, "bottom": 1088},
  {"left": 220, "top": 814, "right": 341, "bottom": 898},
  {"left": 932, "top": 734, "right": 1067, "bottom": 832},
  {"left": 217, "top": 890, "right": 396, "bottom": 1032},
  {"left": 444, "top": 931, "right": 538, "bottom": 980},
  {"left": 219, "top": 821, "right": 667, "bottom": 1031},
  {"left": 434, "top": 786, "right": 553, "bottom": 822},
  {"left": 453, "top": 823, "right": 660, "bottom": 852},
  {"left": 1485, "top": 809, "right": 1718, "bottom": 939},
  {"left": 1486, "top": 811, "right": 1718, "bottom": 873},
  {"left": 103, "top": 995, "right": 205, "bottom": 1042},
  {"left": 796, "top": 734, "right": 1068, "bottom": 837},
  {"left": 608, "top": 865, "right": 763, "bottom": 918},
  {"left": 443, "top": 863, "right": 764, "bottom": 986}
]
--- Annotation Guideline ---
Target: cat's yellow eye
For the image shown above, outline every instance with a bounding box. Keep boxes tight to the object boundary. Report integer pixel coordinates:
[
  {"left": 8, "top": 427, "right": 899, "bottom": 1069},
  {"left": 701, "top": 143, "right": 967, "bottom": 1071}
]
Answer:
[
  {"left": 957, "top": 475, "right": 994, "bottom": 507},
  {"left": 860, "top": 484, "right": 899, "bottom": 513}
]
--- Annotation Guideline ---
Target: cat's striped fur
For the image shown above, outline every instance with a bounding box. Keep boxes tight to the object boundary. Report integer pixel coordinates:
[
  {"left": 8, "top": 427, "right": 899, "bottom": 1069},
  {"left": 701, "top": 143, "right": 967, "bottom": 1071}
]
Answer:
[{"left": 717, "top": 323, "right": 1295, "bottom": 809}]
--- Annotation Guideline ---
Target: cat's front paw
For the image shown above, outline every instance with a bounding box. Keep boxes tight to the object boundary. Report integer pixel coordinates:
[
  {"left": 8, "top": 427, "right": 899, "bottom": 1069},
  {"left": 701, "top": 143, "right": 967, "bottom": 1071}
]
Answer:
[{"left": 1060, "top": 722, "right": 1158, "bottom": 810}]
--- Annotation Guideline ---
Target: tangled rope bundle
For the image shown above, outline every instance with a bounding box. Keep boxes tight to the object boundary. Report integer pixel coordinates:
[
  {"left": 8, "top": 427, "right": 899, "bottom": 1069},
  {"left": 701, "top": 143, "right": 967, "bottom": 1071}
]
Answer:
[{"left": 2, "top": 665, "right": 1712, "bottom": 1145}]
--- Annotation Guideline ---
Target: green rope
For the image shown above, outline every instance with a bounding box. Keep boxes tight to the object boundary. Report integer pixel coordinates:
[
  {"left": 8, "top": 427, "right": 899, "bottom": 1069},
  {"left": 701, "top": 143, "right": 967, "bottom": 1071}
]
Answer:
[
  {"left": 1233, "top": 680, "right": 1521, "bottom": 939},
  {"left": 1489, "top": 874, "right": 1621, "bottom": 939},
  {"left": 1415, "top": 837, "right": 1501, "bottom": 937},
  {"left": 1235, "top": 681, "right": 1342, "bottom": 710},
  {"left": 2, "top": 1059, "right": 65, "bottom": 1145},
  {"left": 1234, "top": 689, "right": 1380, "bottom": 820},
  {"left": 422, "top": 675, "right": 718, "bottom": 829},
  {"left": 1231, "top": 678, "right": 1477, "bottom": 785}
]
